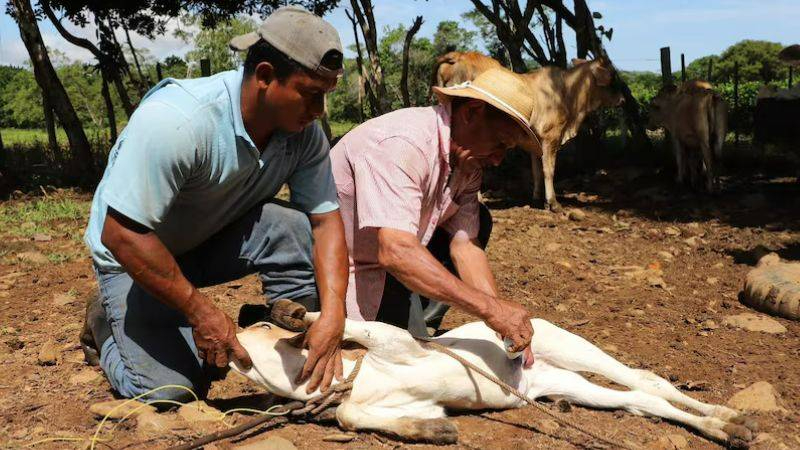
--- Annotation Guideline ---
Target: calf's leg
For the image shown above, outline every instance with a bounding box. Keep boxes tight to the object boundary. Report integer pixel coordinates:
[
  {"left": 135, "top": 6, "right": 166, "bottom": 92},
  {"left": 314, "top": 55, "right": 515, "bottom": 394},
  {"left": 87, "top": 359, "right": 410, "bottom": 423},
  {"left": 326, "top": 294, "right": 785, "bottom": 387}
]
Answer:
[
  {"left": 526, "top": 363, "right": 751, "bottom": 446},
  {"left": 531, "top": 319, "right": 738, "bottom": 421},
  {"left": 530, "top": 152, "right": 544, "bottom": 206}
]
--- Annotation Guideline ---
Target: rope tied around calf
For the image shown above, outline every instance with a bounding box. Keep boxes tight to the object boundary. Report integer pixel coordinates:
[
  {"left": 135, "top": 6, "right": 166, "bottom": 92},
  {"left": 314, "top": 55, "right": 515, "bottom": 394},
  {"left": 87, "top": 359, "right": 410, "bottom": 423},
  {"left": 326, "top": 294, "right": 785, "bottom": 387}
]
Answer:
[{"left": 167, "top": 355, "right": 364, "bottom": 450}]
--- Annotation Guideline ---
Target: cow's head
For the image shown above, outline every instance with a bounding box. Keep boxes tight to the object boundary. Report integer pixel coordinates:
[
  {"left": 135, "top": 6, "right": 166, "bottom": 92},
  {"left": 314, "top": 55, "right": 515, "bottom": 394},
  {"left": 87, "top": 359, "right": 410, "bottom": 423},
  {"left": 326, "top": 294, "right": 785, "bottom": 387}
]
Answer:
[
  {"left": 647, "top": 84, "right": 679, "bottom": 130},
  {"left": 573, "top": 57, "right": 625, "bottom": 110}
]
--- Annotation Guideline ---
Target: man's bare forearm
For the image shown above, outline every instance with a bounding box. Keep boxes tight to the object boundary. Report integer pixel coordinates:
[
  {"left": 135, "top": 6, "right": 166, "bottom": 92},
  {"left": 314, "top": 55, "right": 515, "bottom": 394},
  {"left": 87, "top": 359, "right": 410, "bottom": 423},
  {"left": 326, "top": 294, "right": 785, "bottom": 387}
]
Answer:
[
  {"left": 101, "top": 209, "right": 212, "bottom": 324},
  {"left": 450, "top": 237, "right": 499, "bottom": 298},
  {"left": 309, "top": 211, "right": 348, "bottom": 318},
  {"left": 377, "top": 228, "right": 498, "bottom": 318}
]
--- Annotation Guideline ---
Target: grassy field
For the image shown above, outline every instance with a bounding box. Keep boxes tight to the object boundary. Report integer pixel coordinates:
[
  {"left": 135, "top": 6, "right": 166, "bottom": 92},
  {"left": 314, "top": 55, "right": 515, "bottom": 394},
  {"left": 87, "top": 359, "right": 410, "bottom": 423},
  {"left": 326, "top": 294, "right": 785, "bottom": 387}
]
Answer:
[{"left": 3, "top": 121, "right": 359, "bottom": 148}]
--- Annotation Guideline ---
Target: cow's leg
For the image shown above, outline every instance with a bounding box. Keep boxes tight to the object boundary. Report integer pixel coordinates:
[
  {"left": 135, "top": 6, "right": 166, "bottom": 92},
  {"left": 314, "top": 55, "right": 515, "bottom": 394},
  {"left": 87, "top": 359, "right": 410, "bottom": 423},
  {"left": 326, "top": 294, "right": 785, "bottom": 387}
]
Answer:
[
  {"left": 671, "top": 137, "right": 686, "bottom": 186},
  {"left": 541, "top": 145, "right": 561, "bottom": 211},
  {"left": 304, "top": 312, "right": 429, "bottom": 362},
  {"left": 530, "top": 319, "right": 738, "bottom": 421},
  {"left": 530, "top": 152, "right": 544, "bottom": 207},
  {"left": 699, "top": 139, "right": 716, "bottom": 192},
  {"left": 526, "top": 363, "right": 751, "bottom": 446},
  {"left": 337, "top": 400, "right": 457, "bottom": 444}
]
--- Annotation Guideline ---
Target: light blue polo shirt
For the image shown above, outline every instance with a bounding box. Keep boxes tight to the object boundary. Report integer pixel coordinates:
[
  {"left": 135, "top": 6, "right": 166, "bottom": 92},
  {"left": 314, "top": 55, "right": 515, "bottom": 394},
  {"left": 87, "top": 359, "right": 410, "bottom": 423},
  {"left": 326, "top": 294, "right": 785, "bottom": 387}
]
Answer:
[{"left": 84, "top": 68, "right": 339, "bottom": 272}]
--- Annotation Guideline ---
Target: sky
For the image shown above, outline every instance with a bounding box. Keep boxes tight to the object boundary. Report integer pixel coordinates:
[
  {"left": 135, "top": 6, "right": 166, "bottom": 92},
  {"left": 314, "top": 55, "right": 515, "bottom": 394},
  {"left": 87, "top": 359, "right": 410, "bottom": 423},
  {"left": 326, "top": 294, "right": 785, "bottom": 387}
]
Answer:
[{"left": 1, "top": 0, "right": 799, "bottom": 73}]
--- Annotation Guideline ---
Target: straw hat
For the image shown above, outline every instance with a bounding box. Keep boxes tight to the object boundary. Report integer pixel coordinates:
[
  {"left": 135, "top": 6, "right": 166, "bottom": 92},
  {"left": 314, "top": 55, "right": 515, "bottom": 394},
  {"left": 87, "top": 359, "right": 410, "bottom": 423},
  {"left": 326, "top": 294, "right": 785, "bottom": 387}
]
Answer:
[{"left": 432, "top": 68, "right": 538, "bottom": 144}]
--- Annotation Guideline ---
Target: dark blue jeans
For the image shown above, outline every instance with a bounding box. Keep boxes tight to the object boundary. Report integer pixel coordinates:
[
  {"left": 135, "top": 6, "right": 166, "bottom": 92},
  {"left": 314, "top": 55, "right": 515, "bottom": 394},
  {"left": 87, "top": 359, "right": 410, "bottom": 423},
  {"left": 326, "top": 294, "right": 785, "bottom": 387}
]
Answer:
[{"left": 97, "top": 201, "right": 317, "bottom": 401}]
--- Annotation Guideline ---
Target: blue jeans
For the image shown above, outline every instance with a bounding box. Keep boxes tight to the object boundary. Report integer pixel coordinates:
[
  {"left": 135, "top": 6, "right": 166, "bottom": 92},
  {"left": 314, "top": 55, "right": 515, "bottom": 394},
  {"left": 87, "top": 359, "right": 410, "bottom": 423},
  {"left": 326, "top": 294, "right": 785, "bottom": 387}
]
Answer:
[{"left": 97, "top": 201, "right": 317, "bottom": 402}]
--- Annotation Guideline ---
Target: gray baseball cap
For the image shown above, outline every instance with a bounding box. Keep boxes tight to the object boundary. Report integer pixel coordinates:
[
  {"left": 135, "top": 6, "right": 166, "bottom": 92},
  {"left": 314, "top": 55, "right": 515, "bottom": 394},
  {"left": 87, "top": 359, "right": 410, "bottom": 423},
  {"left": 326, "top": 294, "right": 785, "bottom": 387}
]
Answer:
[{"left": 229, "top": 6, "right": 343, "bottom": 79}]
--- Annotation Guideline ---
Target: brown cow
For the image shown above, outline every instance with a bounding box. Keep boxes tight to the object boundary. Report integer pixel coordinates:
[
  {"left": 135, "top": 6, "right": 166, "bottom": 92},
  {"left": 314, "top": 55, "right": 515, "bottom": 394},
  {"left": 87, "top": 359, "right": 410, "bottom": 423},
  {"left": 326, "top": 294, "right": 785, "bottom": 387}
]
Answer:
[
  {"left": 648, "top": 82, "right": 728, "bottom": 192},
  {"left": 434, "top": 52, "right": 624, "bottom": 211}
]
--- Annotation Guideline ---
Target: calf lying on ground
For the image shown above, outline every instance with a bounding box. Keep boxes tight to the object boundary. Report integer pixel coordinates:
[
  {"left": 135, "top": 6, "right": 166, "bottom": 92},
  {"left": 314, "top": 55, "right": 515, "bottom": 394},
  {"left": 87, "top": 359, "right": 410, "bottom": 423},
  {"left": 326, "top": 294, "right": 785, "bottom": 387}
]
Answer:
[{"left": 231, "top": 310, "right": 754, "bottom": 447}]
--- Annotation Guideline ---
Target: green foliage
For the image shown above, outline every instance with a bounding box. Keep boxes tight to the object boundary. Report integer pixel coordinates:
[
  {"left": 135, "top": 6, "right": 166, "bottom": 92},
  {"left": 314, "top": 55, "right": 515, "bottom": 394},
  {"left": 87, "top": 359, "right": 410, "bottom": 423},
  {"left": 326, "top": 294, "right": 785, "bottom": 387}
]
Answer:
[
  {"left": 620, "top": 71, "right": 661, "bottom": 108},
  {"left": 183, "top": 16, "right": 257, "bottom": 73},
  {"left": 432, "top": 20, "right": 476, "bottom": 55},
  {"left": 462, "top": 9, "right": 507, "bottom": 63},
  {"left": 685, "top": 40, "right": 790, "bottom": 84}
]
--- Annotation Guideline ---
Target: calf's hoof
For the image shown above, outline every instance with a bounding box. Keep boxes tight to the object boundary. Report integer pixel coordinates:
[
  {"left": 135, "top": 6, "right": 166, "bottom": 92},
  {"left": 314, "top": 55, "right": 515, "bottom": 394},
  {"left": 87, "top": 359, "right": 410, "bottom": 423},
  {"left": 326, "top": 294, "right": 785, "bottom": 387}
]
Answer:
[
  {"left": 723, "top": 423, "right": 753, "bottom": 449},
  {"left": 411, "top": 418, "right": 459, "bottom": 444},
  {"left": 545, "top": 200, "right": 562, "bottom": 212},
  {"left": 270, "top": 299, "right": 308, "bottom": 332}
]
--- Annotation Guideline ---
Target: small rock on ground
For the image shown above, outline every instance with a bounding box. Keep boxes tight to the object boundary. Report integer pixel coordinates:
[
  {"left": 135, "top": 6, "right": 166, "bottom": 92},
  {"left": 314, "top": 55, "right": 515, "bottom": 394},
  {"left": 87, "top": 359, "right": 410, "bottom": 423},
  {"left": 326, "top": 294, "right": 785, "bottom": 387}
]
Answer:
[
  {"left": 236, "top": 436, "right": 297, "bottom": 450},
  {"left": 90, "top": 399, "right": 157, "bottom": 419},
  {"left": 69, "top": 368, "right": 101, "bottom": 385},
  {"left": 322, "top": 433, "right": 356, "bottom": 443},
  {"left": 647, "top": 433, "right": 689, "bottom": 450},
  {"left": 727, "top": 381, "right": 786, "bottom": 412},
  {"left": 722, "top": 313, "right": 787, "bottom": 334},
  {"left": 567, "top": 209, "right": 586, "bottom": 221},
  {"left": 136, "top": 411, "right": 184, "bottom": 438},
  {"left": 37, "top": 339, "right": 59, "bottom": 366}
]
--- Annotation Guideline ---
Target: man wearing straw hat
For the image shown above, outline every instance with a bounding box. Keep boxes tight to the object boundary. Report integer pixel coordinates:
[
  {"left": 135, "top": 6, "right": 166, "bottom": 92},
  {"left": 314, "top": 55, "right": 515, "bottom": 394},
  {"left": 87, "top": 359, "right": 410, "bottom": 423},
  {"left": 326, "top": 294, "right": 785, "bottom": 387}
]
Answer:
[{"left": 330, "top": 68, "right": 536, "bottom": 364}]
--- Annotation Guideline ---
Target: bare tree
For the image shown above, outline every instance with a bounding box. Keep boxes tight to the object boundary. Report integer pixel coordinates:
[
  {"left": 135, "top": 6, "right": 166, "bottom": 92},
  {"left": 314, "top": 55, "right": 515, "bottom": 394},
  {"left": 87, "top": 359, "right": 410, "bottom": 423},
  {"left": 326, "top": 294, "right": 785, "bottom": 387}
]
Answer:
[
  {"left": 348, "top": 0, "right": 390, "bottom": 114},
  {"left": 345, "top": 8, "right": 377, "bottom": 116},
  {"left": 9, "top": 0, "right": 94, "bottom": 178},
  {"left": 100, "top": 71, "right": 118, "bottom": 144},
  {"left": 401, "top": 16, "right": 424, "bottom": 108}
]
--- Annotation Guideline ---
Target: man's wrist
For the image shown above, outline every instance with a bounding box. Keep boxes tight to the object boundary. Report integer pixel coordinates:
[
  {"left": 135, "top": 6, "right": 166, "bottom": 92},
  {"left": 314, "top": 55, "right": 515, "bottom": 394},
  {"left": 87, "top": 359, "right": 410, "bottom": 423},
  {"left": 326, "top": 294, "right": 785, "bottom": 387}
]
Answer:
[{"left": 184, "top": 289, "right": 214, "bottom": 326}]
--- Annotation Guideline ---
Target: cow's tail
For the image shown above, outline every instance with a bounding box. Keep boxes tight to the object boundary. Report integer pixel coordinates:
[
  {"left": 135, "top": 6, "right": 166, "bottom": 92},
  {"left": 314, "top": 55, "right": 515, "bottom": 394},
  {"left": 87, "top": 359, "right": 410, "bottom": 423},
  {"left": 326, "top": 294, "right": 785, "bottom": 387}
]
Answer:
[{"left": 430, "top": 51, "right": 461, "bottom": 98}]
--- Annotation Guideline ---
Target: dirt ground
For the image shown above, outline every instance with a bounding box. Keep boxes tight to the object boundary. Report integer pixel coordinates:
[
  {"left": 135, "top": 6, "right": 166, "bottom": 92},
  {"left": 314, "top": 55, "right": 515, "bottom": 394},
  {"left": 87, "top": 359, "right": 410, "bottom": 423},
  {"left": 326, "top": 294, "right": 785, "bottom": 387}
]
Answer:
[{"left": 1, "top": 167, "right": 799, "bottom": 450}]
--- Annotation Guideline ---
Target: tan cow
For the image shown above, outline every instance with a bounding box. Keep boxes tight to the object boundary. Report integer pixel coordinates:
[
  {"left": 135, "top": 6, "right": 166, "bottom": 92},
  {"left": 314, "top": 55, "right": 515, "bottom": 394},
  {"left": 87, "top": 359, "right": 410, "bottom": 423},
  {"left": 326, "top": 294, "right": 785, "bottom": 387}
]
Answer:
[
  {"left": 434, "top": 52, "right": 625, "bottom": 211},
  {"left": 648, "top": 82, "right": 728, "bottom": 192}
]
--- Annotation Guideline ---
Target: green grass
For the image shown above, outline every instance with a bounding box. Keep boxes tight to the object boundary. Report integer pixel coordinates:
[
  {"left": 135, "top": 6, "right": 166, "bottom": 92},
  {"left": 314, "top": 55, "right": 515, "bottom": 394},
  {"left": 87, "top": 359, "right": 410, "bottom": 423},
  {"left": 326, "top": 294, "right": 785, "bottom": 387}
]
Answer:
[
  {"left": 329, "top": 120, "right": 357, "bottom": 138},
  {"left": 2, "top": 127, "right": 119, "bottom": 147},
  {"left": 0, "top": 195, "right": 90, "bottom": 238}
]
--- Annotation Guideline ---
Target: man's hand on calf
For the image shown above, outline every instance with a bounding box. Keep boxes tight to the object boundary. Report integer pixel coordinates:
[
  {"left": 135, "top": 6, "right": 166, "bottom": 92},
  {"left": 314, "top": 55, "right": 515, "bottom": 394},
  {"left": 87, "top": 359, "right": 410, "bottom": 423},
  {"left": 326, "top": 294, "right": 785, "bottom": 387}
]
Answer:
[
  {"left": 297, "top": 311, "right": 345, "bottom": 393},
  {"left": 190, "top": 299, "right": 252, "bottom": 370},
  {"left": 483, "top": 297, "right": 534, "bottom": 368}
]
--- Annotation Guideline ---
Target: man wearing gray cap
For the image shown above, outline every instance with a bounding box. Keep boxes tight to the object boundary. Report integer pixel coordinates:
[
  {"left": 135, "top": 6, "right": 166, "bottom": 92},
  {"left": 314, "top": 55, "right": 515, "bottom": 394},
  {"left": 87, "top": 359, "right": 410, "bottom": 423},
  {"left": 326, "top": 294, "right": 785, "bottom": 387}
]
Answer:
[{"left": 81, "top": 6, "right": 349, "bottom": 401}]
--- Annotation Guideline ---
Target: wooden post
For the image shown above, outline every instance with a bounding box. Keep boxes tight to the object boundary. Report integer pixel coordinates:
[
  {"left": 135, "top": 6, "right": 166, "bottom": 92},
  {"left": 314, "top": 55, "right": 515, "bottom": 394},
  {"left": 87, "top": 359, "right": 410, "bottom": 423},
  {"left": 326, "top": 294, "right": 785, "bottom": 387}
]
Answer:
[
  {"left": 156, "top": 62, "right": 163, "bottom": 81},
  {"left": 733, "top": 61, "right": 740, "bottom": 144},
  {"left": 660, "top": 47, "right": 672, "bottom": 85},
  {"left": 200, "top": 58, "right": 211, "bottom": 77},
  {"left": 707, "top": 58, "right": 713, "bottom": 82},
  {"left": 681, "top": 53, "right": 686, "bottom": 82}
]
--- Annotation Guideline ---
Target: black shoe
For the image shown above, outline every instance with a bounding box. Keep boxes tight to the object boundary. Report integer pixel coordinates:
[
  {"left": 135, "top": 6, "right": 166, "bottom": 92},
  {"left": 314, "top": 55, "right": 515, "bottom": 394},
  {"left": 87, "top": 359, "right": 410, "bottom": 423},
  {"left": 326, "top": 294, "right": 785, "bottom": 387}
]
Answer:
[{"left": 80, "top": 293, "right": 111, "bottom": 366}]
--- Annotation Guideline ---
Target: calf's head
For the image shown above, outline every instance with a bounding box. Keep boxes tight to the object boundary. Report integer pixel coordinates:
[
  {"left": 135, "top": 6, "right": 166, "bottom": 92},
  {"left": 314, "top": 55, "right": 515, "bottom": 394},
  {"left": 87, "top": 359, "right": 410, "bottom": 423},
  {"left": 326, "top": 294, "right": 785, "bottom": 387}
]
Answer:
[
  {"left": 647, "top": 84, "right": 679, "bottom": 130},
  {"left": 574, "top": 57, "right": 625, "bottom": 110}
]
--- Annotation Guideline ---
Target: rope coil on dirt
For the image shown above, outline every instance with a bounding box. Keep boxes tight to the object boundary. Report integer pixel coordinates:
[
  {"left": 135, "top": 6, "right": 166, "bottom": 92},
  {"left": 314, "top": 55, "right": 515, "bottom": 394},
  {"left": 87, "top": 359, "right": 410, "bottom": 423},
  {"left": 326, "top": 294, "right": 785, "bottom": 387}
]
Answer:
[
  {"left": 417, "top": 339, "right": 640, "bottom": 450},
  {"left": 168, "top": 355, "right": 364, "bottom": 450}
]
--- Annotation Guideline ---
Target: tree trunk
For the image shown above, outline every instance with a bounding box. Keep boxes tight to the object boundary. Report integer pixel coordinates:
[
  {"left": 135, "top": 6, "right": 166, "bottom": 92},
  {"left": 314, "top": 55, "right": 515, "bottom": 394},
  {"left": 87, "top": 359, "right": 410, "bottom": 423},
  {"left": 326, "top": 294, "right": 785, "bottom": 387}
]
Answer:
[
  {"left": 346, "top": 8, "right": 378, "bottom": 117},
  {"left": 101, "top": 71, "right": 118, "bottom": 144},
  {"left": 349, "top": 0, "right": 390, "bottom": 114},
  {"left": 11, "top": 0, "right": 93, "bottom": 179},
  {"left": 122, "top": 22, "right": 149, "bottom": 94},
  {"left": 42, "top": 91, "right": 58, "bottom": 152},
  {"left": 400, "top": 16, "right": 424, "bottom": 108}
]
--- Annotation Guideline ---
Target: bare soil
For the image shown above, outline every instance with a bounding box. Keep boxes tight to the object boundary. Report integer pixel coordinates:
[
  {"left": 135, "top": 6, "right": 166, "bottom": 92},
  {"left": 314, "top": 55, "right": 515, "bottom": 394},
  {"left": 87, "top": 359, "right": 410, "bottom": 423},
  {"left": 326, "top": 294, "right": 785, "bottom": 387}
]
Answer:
[{"left": 1, "top": 168, "right": 799, "bottom": 450}]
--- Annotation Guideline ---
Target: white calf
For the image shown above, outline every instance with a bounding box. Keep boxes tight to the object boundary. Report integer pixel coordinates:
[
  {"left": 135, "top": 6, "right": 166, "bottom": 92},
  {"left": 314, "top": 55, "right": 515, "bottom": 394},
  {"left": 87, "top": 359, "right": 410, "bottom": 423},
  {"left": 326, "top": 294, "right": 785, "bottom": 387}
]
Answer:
[{"left": 231, "top": 314, "right": 753, "bottom": 447}]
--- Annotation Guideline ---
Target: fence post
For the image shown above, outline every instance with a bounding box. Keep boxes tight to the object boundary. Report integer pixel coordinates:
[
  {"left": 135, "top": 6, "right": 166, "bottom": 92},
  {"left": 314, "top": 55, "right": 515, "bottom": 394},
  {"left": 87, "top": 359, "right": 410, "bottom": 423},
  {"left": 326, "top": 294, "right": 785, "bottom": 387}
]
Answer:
[
  {"left": 707, "top": 59, "right": 713, "bottom": 82},
  {"left": 733, "top": 61, "right": 740, "bottom": 145},
  {"left": 200, "top": 58, "right": 211, "bottom": 77},
  {"left": 156, "top": 62, "right": 163, "bottom": 81},
  {"left": 660, "top": 47, "right": 672, "bottom": 85},
  {"left": 681, "top": 53, "right": 686, "bottom": 82}
]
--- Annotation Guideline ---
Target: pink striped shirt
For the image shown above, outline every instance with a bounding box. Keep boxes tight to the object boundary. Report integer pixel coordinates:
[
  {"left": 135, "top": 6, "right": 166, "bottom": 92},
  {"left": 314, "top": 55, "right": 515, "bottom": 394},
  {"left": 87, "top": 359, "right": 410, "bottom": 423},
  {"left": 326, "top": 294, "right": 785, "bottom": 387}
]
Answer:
[{"left": 330, "top": 104, "right": 481, "bottom": 320}]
